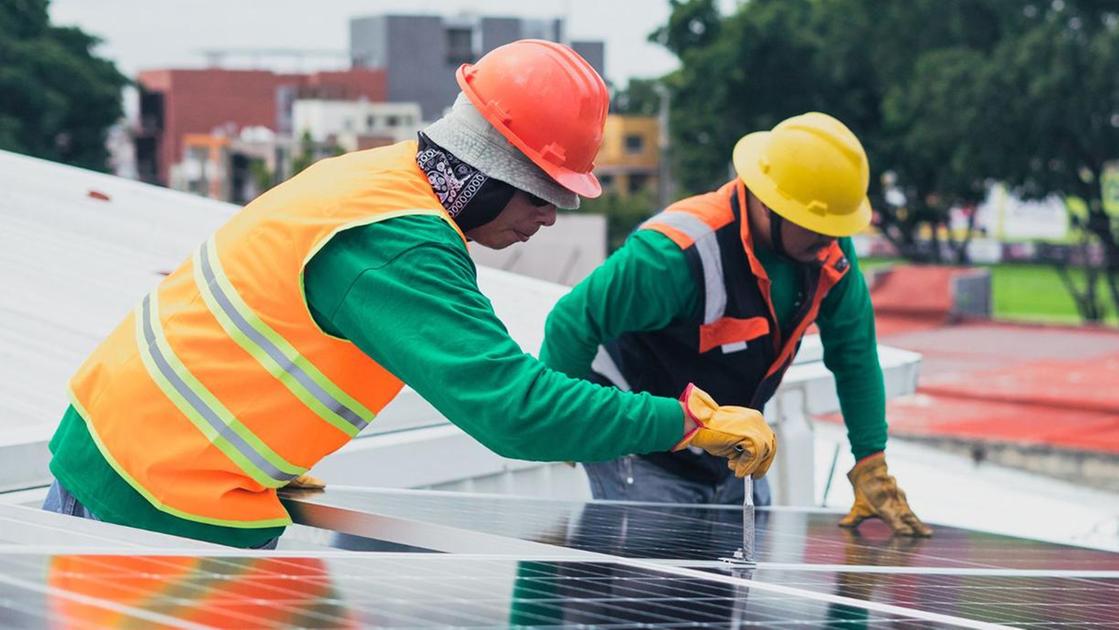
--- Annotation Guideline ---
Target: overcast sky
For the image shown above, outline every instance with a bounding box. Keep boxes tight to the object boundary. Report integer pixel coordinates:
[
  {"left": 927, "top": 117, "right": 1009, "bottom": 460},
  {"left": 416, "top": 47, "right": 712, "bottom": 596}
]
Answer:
[{"left": 49, "top": 0, "right": 739, "bottom": 86}]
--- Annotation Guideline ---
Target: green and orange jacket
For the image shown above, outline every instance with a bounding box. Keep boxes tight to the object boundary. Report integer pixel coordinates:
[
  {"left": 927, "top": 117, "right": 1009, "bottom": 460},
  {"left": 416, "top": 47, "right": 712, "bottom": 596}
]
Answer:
[{"left": 539, "top": 228, "right": 887, "bottom": 462}]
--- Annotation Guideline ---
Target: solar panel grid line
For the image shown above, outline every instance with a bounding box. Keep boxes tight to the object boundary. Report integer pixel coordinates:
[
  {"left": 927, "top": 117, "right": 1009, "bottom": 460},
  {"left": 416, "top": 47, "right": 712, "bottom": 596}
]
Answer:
[
  {"left": 0, "top": 553, "right": 1018, "bottom": 629},
  {"left": 697, "top": 568, "right": 1119, "bottom": 627},
  {"left": 282, "top": 490, "right": 1119, "bottom": 571},
  {"left": 358, "top": 557, "right": 959, "bottom": 627},
  {"left": 618, "top": 560, "right": 1016, "bottom": 630},
  {"left": 19, "top": 552, "right": 1119, "bottom": 630},
  {"left": 0, "top": 570, "right": 208, "bottom": 630},
  {"left": 50, "top": 553, "right": 371, "bottom": 629},
  {"left": 501, "top": 585, "right": 734, "bottom": 624},
  {"left": 71, "top": 555, "right": 416, "bottom": 626},
  {"left": 336, "top": 558, "right": 743, "bottom": 627},
  {"left": 0, "top": 596, "right": 121, "bottom": 630},
  {"left": 337, "top": 566, "right": 717, "bottom": 627},
  {"left": 314, "top": 558, "right": 573, "bottom": 628},
  {"left": 746, "top": 564, "right": 1119, "bottom": 578},
  {"left": 284, "top": 497, "right": 609, "bottom": 560},
  {"left": 6, "top": 486, "right": 1119, "bottom": 628},
  {"left": 486, "top": 563, "right": 908, "bottom": 628}
]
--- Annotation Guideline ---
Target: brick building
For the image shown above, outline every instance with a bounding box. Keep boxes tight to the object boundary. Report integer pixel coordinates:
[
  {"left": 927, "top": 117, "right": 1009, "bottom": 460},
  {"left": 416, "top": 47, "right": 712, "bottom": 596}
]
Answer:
[{"left": 135, "top": 68, "right": 385, "bottom": 186}]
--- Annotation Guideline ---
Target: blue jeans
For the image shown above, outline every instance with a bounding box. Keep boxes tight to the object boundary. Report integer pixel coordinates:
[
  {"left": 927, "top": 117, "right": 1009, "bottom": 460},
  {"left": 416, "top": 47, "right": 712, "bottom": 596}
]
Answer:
[
  {"left": 42, "top": 478, "right": 102, "bottom": 520},
  {"left": 584, "top": 456, "right": 772, "bottom": 506},
  {"left": 41, "top": 479, "right": 279, "bottom": 550}
]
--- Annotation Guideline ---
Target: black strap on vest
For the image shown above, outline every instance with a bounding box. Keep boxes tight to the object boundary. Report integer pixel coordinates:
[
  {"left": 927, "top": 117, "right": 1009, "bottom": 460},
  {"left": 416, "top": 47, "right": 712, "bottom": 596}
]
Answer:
[{"left": 769, "top": 210, "right": 791, "bottom": 260}]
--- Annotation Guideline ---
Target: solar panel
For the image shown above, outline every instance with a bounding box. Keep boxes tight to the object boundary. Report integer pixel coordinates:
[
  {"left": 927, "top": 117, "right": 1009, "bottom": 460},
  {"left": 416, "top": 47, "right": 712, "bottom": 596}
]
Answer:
[
  {"left": 282, "top": 487, "right": 1119, "bottom": 570},
  {"left": 699, "top": 567, "right": 1119, "bottom": 628},
  {"left": 1, "top": 487, "right": 1113, "bottom": 627},
  {"left": 0, "top": 553, "right": 946, "bottom": 628}
]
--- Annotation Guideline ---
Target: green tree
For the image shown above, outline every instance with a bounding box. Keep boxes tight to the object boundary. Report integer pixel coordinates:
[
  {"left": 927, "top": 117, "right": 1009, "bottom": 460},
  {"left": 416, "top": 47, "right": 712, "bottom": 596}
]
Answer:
[
  {"left": 289, "top": 130, "right": 343, "bottom": 178},
  {"left": 654, "top": 0, "right": 1012, "bottom": 262},
  {"left": 978, "top": 2, "right": 1119, "bottom": 321},
  {"left": 877, "top": 47, "right": 997, "bottom": 263},
  {"left": 818, "top": 0, "right": 1009, "bottom": 263},
  {"left": 611, "top": 78, "right": 662, "bottom": 116},
  {"left": 0, "top": 0, "right": 127, "bottom": 171},
  {"left": 660, "top": 0, "right": 825, "bottom": 197},
  {"left": 648, "top": 0, "right": 722, "bottom": 58},
  {"left": 290, "top": 130, "right": 318, "bottom": 176}
]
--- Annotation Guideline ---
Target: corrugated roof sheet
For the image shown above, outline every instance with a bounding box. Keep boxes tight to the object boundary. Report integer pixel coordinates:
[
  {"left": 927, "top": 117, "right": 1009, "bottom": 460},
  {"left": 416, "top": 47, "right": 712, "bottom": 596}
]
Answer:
[{"left": 0, "top": 150, "right": 235, "bottom": 436}]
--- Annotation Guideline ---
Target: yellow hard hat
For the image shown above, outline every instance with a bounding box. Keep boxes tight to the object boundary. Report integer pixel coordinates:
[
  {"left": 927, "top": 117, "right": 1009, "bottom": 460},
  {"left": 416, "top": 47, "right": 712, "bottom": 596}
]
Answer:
[{"left": 732, "top": 112, "right": 872, "bottom": 237}]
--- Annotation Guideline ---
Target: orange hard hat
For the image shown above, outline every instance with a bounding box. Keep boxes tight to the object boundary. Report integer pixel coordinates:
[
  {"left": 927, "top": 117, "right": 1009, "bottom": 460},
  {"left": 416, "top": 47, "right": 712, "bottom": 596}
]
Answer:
[{"left": 456, "top": 39, "right": 608, "bottom": 198}]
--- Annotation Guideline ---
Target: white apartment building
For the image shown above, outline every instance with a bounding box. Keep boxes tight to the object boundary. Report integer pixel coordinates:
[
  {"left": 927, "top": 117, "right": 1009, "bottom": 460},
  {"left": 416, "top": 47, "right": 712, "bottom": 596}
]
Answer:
[{"left": 292, "top": 99, "right": 424, "bottom": 152}]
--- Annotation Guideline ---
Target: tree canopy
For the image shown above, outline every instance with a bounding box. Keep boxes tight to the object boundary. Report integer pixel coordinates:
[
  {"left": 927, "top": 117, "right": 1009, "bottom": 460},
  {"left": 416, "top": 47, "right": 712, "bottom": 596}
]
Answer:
[{"left": 0, "top": 0, "right": 127, "bottom": 171}]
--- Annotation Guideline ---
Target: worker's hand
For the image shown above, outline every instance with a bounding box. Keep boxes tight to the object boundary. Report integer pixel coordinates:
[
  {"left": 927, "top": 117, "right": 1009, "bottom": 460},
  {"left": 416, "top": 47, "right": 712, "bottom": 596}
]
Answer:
[
  {"left": 284, "top": 473, "right": 326, "bottom": 491},
  {"left": 673, "top": 384, "right": 776, "bottom": 479},
  {"left": 839, "top": 453, "right": 932, "bottom": 537}
]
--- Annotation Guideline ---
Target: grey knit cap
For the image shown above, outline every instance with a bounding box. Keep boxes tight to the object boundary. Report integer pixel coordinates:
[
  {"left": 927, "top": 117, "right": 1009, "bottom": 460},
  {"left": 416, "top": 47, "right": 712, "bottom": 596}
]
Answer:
[{"left": 423, "top": 93, "right": 580, "bottom": 210}]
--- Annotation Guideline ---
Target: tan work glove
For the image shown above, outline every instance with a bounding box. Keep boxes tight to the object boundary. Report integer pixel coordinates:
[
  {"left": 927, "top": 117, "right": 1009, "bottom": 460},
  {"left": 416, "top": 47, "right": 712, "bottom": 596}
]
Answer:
[
  {"left": 673, "top": 384, "right": 776, "bottom": 479},
  {"left": 838, "top": 453, "right": 932, "bottom": 537},
  {"left": 284, "top": 473, "right": 326, "bottom": 490}
]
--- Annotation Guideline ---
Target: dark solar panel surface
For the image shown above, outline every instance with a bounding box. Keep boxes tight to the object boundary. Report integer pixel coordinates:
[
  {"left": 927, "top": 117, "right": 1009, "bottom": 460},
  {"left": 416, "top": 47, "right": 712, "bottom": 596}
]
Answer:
[
  {"left": 0, "top": 554, "right": 941, "bottom": 629},
  {"left": 283, "top": 488, "right": 1119, "bottom": 570},
  {"left": 700, "top": 567, "right": 1119, "bottom": 628},
  {"left": 3, "top": 488, "right": 1114, "bottom": 627}
]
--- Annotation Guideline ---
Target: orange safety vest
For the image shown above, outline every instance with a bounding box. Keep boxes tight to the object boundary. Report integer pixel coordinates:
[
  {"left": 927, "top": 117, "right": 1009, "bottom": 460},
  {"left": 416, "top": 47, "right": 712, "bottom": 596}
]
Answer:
[
  {"left": 590, "top": 180, "right": 850, "bottom": 481},
  {"left": 68, "top": 140, "right": 464, "bottom": 527}
]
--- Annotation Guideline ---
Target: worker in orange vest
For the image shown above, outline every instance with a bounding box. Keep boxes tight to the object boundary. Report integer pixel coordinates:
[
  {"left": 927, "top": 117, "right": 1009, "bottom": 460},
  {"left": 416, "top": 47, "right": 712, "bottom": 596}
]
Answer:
[
  {"left": 541, "top": 113, "right": 932, "bottom": 536},
  {"left": 42, "top": 40, "right": 776, "bottom": 548}
]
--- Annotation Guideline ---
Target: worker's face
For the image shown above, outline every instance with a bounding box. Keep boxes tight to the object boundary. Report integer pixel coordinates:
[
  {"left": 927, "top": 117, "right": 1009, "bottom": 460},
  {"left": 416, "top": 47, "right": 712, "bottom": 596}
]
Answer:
[
  {"left": 748, "top": 191, "right": 835, "bottom": 263},
  {"left": 465, "top": 190, "right": 558, "bottom": 249}
]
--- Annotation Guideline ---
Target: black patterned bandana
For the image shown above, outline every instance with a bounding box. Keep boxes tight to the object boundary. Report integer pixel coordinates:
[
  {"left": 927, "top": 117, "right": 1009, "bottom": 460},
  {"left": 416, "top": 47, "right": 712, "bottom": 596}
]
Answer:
[{"left": 417, "top": 132, "right": 514, "bottom": 232}]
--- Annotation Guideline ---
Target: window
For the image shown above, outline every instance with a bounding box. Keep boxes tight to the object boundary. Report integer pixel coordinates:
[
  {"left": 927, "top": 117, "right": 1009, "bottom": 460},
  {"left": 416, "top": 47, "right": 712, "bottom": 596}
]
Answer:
[
  {"left": 385, "top": 115, "right": 400, "bottom": 127},
  {"left": 628, "top": 173, "right": 650, "bottom": 194},
  {"left": 599, "top": 174, "right": 615, "bottom": 191},
  {"left": 367, "top": 114, "right": 376, "bottom": 128},
  {"left": 446, "top": 27, "right": 475, "bottom": 66},
  {"left": 624, "top": 134, "right": 645, "bottom": 154}
]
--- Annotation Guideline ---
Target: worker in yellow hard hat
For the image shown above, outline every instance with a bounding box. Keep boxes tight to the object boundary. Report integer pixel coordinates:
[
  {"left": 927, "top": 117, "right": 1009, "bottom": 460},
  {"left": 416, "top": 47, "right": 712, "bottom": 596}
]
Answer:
[{"left": 541, "top": 112, "right": 932, "bottom": 536}]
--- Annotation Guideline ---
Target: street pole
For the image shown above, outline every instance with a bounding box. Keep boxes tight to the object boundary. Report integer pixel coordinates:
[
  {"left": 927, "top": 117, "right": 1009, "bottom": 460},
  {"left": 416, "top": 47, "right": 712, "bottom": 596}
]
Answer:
[{"left": 654, "top": 82, "right": 672, "bottom": 209}]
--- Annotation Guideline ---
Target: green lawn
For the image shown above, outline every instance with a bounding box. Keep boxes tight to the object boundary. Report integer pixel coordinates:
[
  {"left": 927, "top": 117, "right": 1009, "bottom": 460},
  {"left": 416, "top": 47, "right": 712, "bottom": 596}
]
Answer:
[{"left": 861, "top": 258, "right": 1118, "bottom": 325}]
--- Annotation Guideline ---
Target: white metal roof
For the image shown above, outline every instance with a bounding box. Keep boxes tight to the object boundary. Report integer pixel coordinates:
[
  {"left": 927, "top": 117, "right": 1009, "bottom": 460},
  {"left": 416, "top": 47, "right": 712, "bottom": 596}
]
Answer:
[{"left": 0, "top": 150, "right": 236, "bottom": 437}]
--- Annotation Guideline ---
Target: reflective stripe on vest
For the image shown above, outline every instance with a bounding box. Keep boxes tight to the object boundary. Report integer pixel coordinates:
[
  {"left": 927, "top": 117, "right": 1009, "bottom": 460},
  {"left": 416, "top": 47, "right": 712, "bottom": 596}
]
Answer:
[
  {"left": 136, "top": 292, "right": 305, "bottom": 488},
  {"left": 643, "top": 212, "right": 726, "bottom": 325},
  {"left": 194, "top": 236, "right": 374, "bottom": 437}
]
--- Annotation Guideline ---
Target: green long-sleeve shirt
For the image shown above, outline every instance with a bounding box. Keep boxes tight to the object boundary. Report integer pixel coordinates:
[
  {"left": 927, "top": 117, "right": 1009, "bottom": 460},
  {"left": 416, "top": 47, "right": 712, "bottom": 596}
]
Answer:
[
  {"left": 49, "top": 215, "right": 683, "bottom": 547},
  {"left": 540, "top": 229, "right": 887, "bottom": 461}
]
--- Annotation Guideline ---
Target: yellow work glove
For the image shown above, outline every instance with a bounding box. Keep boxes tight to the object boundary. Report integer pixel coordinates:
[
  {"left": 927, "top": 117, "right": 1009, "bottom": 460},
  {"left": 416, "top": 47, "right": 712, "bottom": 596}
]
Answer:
[
  {"left": 284, "top": 473, "right": 326, "bottom": 490},
  {"left": 673, "top": 384, "right": 776, "bottom": 479},
  {"left": 838, "top": 453, "right": 932, "bottom": 537}
]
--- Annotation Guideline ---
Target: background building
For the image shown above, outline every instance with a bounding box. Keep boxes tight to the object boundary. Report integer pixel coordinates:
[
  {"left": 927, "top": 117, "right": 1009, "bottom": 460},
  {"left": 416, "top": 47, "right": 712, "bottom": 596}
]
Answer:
[
  {"left": 350, "top": 14, "right": 605, "bottom": 121},
  {"left": 135, "top": 68, "right": 386, "bottom": 187},
  {"left": 175, "top": 127, "right": 294, "bottom": 205},
  {"left": 594, "top": 114, "right": 660, "bottom": 198},
  {"left": 292, "top": 99, "right": 423, "bottom": 152}
]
